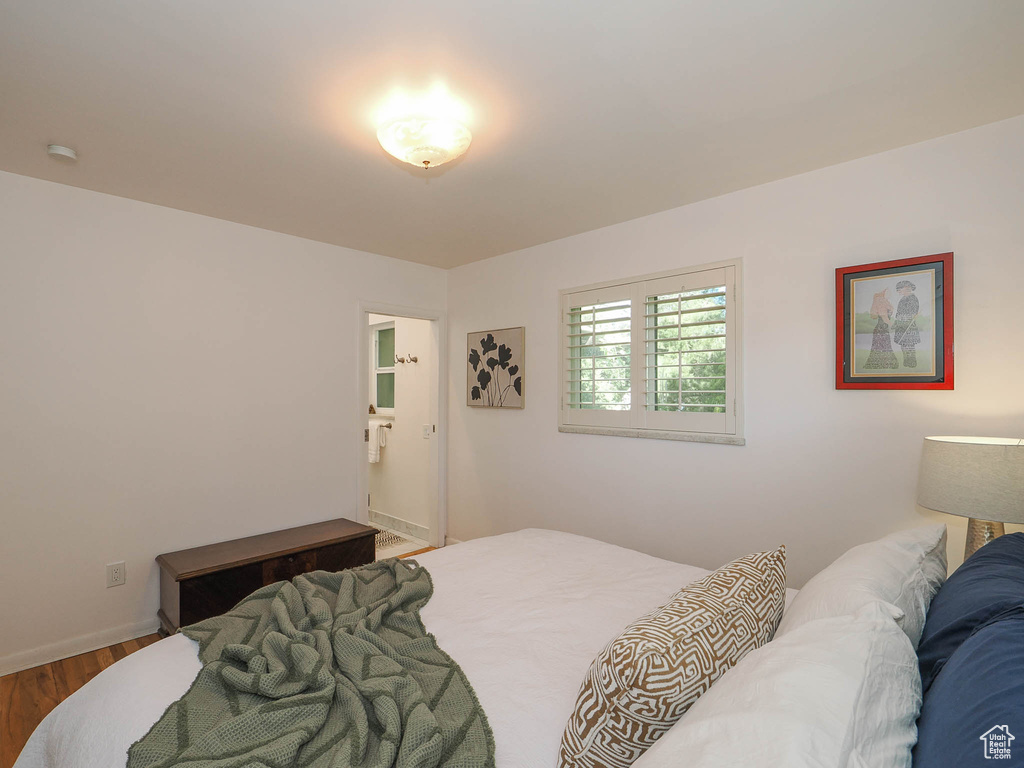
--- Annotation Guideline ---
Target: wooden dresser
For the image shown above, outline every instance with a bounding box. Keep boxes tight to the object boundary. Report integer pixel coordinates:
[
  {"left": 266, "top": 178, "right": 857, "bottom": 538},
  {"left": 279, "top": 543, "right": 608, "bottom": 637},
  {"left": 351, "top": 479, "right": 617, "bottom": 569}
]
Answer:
[{"left": 156, "top": 518, "right": 376, "bottom": 635}]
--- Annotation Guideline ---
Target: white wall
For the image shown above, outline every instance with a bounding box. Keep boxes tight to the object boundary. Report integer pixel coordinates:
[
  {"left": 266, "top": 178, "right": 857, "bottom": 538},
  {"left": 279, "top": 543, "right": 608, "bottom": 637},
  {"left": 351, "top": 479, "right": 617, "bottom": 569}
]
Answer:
[
  {"left": 446, "top": 115, "right": 1024, "bottom": 587},
  {"left": 4, "top": 114, "right": 1023, "bottom": 674},
  {"left": 0, "top": 171, "right": 446, "bottom": 674},
  {"left": 368, "top": 315, "right": 436, "bottom": 539}
]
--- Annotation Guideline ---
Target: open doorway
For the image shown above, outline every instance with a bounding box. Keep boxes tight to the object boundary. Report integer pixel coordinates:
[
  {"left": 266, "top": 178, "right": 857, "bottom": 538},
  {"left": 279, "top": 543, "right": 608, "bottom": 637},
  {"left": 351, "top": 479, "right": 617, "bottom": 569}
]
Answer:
[{"left": 358, "top": 305, "right": 446, "bottom": 557}]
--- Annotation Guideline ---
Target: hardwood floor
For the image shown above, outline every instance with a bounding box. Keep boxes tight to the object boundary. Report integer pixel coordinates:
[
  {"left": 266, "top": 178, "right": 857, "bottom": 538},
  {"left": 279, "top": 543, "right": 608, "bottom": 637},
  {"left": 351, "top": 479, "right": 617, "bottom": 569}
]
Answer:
[
  {"left": 0, "top": 547, "right": 436, "bottom": 768},
  {"left": 399, "top": 546, "right": 436, "bottom": 558},
  {"left": 0, "top": 634, "right": 161, "bottom": 768}
]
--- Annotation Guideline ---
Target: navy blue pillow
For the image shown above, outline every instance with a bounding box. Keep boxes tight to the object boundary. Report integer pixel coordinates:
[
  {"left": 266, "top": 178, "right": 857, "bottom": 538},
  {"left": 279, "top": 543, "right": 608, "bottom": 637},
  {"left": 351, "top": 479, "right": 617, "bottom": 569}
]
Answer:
[
  {"left": 917, "top": 532, "right": 1024, "bottom": 692},
  {"left": 913, "top": 611, "right": 1024, "bottom": 767}
]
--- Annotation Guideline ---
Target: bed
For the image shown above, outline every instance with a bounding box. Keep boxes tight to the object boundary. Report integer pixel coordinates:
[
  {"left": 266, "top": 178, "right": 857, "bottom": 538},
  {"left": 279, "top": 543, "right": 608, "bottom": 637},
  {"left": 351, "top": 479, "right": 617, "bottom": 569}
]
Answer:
[
  {"left": 17, "top": 525, "right": 951, "bottom": 768},
  {"left": 17, "top": 529, "right": 768, "bottom": 768}
]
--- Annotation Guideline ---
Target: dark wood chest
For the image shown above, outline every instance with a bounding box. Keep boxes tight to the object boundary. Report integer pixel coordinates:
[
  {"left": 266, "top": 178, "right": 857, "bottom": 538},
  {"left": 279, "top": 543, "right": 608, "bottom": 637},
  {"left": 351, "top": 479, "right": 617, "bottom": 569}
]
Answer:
[{"left": 156, "top": 517, "right": 376, "bottom": 635}]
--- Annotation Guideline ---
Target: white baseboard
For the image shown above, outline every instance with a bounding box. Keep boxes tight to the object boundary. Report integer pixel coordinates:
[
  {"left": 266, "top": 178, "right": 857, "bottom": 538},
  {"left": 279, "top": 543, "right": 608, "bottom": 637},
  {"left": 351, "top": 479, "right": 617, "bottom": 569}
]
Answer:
[
  {"left": 444, "top": 536, "right": 463, "bottom": 546},
  {"left": 368, "top": 509, "right": 430, "bottom": 543},
  {"left": 0, "top": 618, "right": 161, "bottom": 677}
]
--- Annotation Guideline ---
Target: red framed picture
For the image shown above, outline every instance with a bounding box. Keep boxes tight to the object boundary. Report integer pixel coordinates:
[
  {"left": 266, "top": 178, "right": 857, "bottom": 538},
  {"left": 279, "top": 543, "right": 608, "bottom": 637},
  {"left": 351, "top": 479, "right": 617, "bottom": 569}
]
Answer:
[{"left": 836, "top": 253, "right": 953, "bottom": 390}]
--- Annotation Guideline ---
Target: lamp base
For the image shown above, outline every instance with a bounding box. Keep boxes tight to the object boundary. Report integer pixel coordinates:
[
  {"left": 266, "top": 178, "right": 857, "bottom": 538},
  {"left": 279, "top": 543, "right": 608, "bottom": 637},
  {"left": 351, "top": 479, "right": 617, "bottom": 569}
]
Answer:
[{"left": 965, "top": 518, "right": 1005, "bottom": 559}]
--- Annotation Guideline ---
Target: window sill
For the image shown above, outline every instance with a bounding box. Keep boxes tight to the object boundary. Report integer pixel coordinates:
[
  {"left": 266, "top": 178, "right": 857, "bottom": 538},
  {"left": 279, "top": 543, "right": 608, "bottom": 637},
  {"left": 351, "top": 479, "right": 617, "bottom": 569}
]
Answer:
[{"left": 558, "top": 424, "right": 745, "bottom": 446}]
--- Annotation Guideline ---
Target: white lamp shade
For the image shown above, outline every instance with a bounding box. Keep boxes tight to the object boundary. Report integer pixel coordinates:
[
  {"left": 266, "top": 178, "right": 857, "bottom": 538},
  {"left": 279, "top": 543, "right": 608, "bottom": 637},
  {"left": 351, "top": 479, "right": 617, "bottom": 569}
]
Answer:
[
  {"left": 917, "top": 436, "right": 1024, "bottom": 523},
  {"left": 374, "top": 85, "right": 473, "bottom": 169},
  {"left": 376, "top": 117, "right": 471, "bottom": 169}
]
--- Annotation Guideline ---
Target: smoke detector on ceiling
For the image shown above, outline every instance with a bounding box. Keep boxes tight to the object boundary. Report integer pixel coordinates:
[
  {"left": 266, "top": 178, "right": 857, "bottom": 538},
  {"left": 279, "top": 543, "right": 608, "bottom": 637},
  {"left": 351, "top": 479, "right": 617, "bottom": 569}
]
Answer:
[{"left": 47, "top": 144, "right": 78, "bottom": 162}]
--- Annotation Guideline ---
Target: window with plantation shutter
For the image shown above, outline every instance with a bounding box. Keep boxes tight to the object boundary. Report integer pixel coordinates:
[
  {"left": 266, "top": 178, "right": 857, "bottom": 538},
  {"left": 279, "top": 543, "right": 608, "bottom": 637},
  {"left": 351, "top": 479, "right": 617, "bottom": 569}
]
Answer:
[
  {"left": 560, "top": 261, "right": 743, "bottom": 444},
  {"left": 563, "top": 286, "right": 632, "bottom": 428}
]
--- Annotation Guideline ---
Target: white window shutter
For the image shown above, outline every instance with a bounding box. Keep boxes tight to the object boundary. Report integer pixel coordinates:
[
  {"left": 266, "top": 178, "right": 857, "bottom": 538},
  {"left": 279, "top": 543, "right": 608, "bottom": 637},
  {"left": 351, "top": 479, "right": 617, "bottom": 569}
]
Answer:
[
  {"left": 561, "top": 285, "right": 632, "bottom": 428},
  {"left": 641, "top": 266, "right": 735, "bottom": 434},
  {"left": 559, "top": 261, "right": 742, "bottom": 443}
]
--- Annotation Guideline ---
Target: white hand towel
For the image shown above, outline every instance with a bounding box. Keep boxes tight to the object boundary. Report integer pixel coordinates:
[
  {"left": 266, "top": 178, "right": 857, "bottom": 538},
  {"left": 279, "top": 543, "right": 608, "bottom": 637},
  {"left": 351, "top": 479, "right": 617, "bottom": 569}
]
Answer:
[{"left": 368, "top": 421, "right": 388, "bottom": 463}]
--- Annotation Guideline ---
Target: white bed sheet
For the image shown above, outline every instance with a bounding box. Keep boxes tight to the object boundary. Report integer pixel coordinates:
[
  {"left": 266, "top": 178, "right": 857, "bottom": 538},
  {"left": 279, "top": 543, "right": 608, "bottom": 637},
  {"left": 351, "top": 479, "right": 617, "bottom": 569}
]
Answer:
[{"left": 15, "top": 528, "right": 795, "bottom": 768}]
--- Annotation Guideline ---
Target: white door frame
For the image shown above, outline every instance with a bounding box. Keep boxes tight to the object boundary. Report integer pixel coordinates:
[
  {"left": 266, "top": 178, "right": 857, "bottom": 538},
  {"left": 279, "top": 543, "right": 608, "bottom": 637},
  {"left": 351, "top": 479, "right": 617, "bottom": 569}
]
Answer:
[{"left": 357, "top": 301, "right": 447, "bottom": 548}]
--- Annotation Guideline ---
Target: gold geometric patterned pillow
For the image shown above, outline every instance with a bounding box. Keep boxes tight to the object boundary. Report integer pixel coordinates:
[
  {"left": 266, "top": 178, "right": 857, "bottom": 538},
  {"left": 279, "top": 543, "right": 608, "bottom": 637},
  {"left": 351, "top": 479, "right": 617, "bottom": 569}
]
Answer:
[{"left": 558, "top": 546, "right": 786, "bottom": 768}]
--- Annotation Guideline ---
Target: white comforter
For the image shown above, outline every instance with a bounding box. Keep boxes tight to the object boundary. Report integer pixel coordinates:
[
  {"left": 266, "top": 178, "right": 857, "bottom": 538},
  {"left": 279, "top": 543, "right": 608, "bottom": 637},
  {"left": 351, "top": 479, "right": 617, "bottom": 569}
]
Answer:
[{"left": 15, "top": 528, "right": 794, "bottom": 768}]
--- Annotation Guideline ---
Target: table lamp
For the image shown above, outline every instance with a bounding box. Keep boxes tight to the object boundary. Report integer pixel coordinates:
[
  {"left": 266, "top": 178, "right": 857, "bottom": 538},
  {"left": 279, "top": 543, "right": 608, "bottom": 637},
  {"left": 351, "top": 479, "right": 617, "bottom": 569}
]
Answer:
[{"left": 917, "top": 436, "right": 1024, "bottom": 559}]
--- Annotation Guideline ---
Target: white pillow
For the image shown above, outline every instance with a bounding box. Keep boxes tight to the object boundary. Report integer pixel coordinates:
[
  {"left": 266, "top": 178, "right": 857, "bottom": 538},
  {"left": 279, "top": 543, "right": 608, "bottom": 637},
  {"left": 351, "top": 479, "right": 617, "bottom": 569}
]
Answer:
[
  {"left": 630, "top": 602, "right": 922, "bottom": 768},
  {"left": 775, "top": 524, "right": 947, "bottom": 648}
]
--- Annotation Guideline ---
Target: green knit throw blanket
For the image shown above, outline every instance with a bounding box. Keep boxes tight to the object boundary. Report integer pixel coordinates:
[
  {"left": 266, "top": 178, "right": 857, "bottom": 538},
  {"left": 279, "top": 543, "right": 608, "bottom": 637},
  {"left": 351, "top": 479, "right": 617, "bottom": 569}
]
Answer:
[{"left": 127, "top": 558, "right": 494, "bottom": 768}]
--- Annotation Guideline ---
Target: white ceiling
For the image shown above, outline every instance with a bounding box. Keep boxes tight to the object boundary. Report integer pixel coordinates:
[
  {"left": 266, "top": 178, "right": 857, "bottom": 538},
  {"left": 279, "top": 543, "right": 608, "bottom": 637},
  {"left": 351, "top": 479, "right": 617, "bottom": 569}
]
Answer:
[{"left": 2, "top": 1, "right": 1022, "bottom": 269}]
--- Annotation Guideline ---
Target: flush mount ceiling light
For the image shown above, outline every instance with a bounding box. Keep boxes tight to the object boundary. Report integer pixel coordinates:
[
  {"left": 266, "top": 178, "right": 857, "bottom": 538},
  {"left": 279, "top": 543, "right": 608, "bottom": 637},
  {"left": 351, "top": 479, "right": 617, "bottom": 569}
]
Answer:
[{"left": 375, "top": 85, "right": 472, "bottom": 169}]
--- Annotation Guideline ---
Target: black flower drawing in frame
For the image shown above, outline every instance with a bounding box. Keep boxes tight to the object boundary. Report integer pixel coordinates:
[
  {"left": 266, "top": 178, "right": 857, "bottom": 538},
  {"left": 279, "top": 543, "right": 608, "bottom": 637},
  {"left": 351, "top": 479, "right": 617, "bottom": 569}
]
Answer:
[{"left": 467, "top": 327, "right": 524, "bottom": 408}]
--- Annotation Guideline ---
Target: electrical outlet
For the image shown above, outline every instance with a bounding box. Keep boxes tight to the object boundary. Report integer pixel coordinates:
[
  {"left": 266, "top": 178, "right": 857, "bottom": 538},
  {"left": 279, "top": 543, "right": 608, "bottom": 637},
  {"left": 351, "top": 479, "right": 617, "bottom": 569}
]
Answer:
[
  {"left": 106, "top": 561, "right": 126, "bottom": 588},
  {"left": 422, "top": 424, "right": 431, "bottom": 439}
]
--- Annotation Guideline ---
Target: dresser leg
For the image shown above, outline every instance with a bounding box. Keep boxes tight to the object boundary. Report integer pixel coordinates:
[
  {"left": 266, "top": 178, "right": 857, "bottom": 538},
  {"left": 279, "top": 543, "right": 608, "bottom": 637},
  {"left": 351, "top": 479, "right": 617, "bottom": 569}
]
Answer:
[{"left": 157, "top": 608, "right": 178, "bottom": 637}]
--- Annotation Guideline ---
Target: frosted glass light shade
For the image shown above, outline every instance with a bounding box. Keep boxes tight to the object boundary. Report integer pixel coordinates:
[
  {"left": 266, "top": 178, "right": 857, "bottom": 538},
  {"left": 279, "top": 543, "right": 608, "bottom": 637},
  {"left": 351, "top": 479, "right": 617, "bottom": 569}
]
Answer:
[
  {"left": 917, "top": 436, "right": 1024, "bottom": 523},
  {"left": 377, "top": 117, "right": 472, "bottom": 169}
]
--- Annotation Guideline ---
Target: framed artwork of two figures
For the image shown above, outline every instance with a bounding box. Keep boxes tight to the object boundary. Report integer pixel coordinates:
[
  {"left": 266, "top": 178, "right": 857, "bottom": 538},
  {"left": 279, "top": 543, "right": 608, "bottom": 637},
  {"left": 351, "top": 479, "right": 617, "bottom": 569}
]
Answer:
[{"left": 836, "top": 252, "right": 954, "bottom": 390}]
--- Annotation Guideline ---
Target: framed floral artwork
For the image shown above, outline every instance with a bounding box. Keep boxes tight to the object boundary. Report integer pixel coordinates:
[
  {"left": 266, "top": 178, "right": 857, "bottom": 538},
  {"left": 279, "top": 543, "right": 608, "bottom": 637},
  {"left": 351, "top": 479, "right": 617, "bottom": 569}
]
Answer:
[
  {"left": 467, "top": 327, "right": 525, "bottom": 408},
  {"left": 835, "top": 252, "right": 953, "bottom": 390}
]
